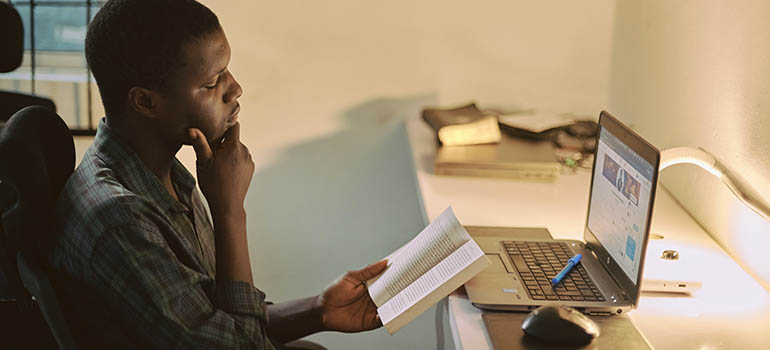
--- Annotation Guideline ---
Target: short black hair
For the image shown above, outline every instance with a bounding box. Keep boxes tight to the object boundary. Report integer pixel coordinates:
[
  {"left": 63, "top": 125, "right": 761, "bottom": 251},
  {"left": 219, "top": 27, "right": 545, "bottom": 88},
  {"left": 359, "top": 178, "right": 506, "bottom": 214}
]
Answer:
[{"left": 86, "top": 0, "right": 221, "bottom": 116}]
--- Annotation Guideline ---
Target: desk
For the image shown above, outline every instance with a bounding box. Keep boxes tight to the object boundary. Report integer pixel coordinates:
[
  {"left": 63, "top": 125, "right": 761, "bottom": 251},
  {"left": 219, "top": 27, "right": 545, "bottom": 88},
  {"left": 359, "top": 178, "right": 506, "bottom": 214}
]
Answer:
[{"left": 405, "top": 116, "right": 770, "bottom": 349}]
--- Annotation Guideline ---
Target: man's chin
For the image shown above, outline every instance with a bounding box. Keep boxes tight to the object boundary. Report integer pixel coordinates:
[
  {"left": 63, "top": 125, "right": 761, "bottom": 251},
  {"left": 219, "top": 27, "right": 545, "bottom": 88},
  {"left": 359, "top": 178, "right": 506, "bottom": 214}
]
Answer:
[{"left": 212, "top": 128, "right": 229, "bottom": 145}]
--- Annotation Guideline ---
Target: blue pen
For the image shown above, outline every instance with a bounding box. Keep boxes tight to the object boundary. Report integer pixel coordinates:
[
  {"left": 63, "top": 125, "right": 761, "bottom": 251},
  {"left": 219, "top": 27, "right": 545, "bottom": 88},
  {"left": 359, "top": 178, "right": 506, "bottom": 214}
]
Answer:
[{"left": 552, "top": 254, "right": 582, "bottom": 285}]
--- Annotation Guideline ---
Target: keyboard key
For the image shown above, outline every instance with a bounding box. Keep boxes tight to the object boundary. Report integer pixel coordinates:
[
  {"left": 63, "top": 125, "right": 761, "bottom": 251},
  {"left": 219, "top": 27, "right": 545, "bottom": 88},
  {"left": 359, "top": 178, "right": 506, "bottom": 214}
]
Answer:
[
  {"left": 556, "top": 290, "right": 581, "bottom": 296},
  {"left": 511, "top": 255, "right": 531, "bottom": 273},
  {"left": 532, "top": 295, "right": 546, "bottom": 300},
  {"left": 541, "top": 285, "right": 556, "bottom": 295}
]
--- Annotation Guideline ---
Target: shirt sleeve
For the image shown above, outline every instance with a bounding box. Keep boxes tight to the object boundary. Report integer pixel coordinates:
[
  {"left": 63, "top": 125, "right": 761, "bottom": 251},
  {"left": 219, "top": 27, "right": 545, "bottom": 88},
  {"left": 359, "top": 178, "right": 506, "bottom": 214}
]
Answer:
[{"left": 88, "top": 221, "right": 276, "bottom": 350}]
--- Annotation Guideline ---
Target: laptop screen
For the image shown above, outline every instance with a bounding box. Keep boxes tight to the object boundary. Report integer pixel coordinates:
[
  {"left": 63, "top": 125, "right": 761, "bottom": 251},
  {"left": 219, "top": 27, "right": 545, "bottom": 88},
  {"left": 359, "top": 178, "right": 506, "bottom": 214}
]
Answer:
[{"left": 586, "top": 119, "right": 656, "bottom": 284}]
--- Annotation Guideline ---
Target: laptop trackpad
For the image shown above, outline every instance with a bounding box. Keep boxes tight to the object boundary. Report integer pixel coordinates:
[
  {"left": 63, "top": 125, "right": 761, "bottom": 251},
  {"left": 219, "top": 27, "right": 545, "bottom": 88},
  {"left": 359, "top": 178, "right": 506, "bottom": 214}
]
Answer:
[
  {"left": 466, "top": 254, "right": 522, "bottom": 303},
  {"left": 486, "top": 254, "right": 507, "bottom": 273}
]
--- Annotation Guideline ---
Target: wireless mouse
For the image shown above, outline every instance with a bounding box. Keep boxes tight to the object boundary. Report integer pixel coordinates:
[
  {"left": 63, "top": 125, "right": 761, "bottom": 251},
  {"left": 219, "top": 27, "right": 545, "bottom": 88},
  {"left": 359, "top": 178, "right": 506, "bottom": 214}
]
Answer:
[{"left": 521, "top": 305, "right": 600, "bottom": 346}]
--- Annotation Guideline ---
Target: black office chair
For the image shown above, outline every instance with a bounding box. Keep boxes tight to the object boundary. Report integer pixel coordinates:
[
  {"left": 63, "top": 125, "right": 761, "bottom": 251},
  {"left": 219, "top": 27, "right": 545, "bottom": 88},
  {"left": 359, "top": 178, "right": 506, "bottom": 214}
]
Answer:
[
  {"left": 0, "top": 106, "right": 77, "bottom": 349},
  {"left": 0, "top": 2, "right": 56, "bottom": 124}
]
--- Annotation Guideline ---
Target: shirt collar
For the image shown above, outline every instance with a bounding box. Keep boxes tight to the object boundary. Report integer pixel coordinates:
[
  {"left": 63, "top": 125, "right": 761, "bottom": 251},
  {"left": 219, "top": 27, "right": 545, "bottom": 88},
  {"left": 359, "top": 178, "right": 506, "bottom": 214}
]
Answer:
[{"left": 92, "top": 118, "right": 197, "bottom": 213}]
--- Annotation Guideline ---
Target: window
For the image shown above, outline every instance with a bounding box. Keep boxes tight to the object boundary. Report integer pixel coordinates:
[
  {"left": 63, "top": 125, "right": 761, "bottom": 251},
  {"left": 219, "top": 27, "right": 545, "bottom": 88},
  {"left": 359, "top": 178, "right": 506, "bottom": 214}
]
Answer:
[{"left": 0, "top": 0, "right": 107, "bottom": 135}]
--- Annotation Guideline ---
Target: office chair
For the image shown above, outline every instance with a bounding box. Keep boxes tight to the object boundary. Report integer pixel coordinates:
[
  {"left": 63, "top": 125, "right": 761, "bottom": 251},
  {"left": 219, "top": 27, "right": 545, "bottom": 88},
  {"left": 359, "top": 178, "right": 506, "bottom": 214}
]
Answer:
[
  {"left": 0, "top": 1, "right": 56, "bottom": 124},
  {"left": 0, "top": 106, "right": 77, "bottom": 349}
]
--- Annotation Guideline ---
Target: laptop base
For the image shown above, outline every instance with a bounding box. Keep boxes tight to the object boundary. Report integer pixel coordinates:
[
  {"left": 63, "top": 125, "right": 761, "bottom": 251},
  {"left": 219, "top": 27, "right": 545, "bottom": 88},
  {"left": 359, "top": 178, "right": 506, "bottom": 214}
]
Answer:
[{"left": 464, "top": 226, "right": 633, "bottom": 315}]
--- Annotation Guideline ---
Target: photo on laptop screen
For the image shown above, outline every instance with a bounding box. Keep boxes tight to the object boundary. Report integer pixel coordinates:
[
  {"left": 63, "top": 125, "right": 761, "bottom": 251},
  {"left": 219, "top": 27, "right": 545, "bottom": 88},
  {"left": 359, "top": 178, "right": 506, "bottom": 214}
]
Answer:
[{"left": 587, "top": 126, "right": 655, "bottom": 283}]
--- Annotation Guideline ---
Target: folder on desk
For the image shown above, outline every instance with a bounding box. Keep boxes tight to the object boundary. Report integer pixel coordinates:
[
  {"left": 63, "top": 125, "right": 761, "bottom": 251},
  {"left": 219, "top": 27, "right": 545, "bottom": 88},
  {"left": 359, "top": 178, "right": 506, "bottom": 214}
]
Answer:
[{"left": 434, "top": 132, "right": 561, "bottom": 182}]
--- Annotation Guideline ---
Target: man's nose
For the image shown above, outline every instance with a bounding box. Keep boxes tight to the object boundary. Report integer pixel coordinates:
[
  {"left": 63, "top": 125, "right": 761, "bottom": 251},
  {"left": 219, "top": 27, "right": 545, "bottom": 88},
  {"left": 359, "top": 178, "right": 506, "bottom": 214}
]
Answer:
[{"left": 225, "top": 75, "right": 243, "bottom": 103}]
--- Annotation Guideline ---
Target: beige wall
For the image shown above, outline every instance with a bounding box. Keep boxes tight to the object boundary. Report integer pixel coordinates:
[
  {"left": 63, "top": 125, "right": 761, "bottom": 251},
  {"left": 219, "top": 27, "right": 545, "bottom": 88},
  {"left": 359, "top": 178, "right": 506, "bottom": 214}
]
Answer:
[
  {"left": 610, "top": 0, "right": 770, "bottom": 290},
  {"left": 194, "top": 0, "right": 615, "bottom": 163}
]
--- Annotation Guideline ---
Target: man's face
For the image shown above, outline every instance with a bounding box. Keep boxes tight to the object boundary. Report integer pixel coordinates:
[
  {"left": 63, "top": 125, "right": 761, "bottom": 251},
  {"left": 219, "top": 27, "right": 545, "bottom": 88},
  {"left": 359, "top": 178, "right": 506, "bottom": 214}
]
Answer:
[{"left": 158, "top": 28, "right": 242, "bottom": 146}]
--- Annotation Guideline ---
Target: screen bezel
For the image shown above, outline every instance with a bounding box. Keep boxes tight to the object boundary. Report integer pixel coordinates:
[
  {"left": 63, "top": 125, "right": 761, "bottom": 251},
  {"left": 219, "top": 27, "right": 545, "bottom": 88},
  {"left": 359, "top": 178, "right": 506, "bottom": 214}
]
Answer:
[{"left": 582, "top": 111, "right": 660, "bottom": 308}]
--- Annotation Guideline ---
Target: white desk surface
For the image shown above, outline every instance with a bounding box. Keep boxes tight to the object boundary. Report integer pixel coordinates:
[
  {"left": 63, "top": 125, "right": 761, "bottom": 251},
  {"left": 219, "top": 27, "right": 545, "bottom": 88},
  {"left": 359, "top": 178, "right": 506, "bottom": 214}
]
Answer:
[{"left": 406, "top": 117, "right": 770, "bottom": 350}]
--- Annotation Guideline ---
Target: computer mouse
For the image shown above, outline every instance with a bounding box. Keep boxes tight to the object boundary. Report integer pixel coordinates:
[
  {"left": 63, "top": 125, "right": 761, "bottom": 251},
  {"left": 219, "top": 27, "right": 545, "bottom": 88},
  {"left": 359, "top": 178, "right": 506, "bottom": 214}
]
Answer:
[{"left": 521, "top": 305, "right": 600, "bottom": 346}]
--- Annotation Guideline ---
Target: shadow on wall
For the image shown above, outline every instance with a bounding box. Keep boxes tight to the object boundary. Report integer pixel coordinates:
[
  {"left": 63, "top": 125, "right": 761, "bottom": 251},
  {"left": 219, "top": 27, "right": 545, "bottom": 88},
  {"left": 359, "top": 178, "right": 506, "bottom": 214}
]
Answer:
[
  {"left": 244, "top": 93, "right": 437, "bottom": 298},
  {"left": 244, "top": 93, "right": 443, "bottom": 350}
]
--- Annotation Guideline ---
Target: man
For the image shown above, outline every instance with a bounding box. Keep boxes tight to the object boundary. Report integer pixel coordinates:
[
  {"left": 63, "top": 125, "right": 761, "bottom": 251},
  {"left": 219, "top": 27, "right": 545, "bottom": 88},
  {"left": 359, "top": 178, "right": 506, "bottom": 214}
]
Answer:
[{"left": 50, "top": 0, "right": 386, "bottom": 348}]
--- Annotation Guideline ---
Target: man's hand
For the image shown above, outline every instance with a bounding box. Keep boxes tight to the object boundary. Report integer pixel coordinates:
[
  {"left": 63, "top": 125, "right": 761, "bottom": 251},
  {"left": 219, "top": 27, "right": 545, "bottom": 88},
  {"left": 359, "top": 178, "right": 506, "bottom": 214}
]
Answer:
[
  {"left": 318, "top": 260, "right": 389, "bottom": 333},
  {"left": 188, "top": 123, "right": 255, "bottom": 284},
  {"left": 188, "top": 123, "right": 254, "bottom": 218}
]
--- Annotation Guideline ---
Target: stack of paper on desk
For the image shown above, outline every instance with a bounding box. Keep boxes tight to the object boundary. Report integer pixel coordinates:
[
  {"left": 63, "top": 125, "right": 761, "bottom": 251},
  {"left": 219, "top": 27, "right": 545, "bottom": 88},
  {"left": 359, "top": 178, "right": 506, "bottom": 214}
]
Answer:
[{"left": 366, "top": 207, "right": 490, "bottom": 334}]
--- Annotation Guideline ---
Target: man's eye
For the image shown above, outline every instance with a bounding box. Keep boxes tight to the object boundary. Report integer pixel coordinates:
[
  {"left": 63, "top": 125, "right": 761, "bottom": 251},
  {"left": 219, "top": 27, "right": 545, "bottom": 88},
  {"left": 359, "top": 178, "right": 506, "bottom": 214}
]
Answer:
[{"left": 205, "top": 76, "right": 221, "bottom": 89}]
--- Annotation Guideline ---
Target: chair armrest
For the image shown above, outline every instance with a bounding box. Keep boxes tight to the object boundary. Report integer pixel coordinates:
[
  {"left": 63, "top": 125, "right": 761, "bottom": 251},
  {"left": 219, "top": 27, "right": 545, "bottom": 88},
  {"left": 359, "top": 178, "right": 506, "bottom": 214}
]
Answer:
[{"left": 17, "top": 253, "right": 77, "bottom": 350}]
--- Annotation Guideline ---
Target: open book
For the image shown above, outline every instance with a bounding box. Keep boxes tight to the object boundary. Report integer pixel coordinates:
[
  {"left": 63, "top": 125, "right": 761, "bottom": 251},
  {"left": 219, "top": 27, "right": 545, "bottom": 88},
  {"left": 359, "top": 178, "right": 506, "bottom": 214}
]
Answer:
[{"left": 366, "top": 207, "right": 490, "bottom": 334}]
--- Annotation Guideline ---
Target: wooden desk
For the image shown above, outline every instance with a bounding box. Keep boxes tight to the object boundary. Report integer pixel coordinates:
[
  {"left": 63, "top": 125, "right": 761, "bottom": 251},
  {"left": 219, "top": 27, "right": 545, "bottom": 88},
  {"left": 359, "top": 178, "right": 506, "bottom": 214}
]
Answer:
[{"left": 406, "top": 117, "right": 770, "bottom": 349}]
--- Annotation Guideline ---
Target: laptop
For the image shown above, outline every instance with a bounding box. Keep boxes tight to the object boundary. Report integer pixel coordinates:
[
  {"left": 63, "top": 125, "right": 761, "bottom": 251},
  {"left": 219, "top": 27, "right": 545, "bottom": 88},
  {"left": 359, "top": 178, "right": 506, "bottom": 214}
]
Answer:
[{"left": 465, "top": 111, "right": 660, "bottom": 315}]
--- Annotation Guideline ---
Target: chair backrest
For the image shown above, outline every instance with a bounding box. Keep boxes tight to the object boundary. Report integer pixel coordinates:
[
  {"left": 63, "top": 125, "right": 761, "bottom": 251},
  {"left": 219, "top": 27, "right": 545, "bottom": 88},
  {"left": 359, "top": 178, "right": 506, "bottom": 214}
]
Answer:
[
  {"left": 0, "top": 106, "right": 77, "bottom": 349},
  {"left": 0, "top": 2, "right": 57, "bottom": 124},
  {"left": 0, "top": 1, "right": 24, "bottom": 73}
]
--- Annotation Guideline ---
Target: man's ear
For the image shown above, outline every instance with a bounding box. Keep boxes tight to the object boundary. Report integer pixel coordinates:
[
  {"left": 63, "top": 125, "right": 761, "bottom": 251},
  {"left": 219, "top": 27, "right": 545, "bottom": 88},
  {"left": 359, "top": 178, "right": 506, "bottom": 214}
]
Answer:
[{"left": 127, "top": 86, "right": 160, "bottom": 119}]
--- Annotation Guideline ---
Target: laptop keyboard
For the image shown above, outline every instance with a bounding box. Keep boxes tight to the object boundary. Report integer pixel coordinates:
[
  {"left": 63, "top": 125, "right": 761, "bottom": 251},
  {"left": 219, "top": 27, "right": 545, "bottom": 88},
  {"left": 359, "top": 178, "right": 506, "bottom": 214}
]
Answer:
[{"left": 503, "top": 241, "right": 606, "bottom": 302}]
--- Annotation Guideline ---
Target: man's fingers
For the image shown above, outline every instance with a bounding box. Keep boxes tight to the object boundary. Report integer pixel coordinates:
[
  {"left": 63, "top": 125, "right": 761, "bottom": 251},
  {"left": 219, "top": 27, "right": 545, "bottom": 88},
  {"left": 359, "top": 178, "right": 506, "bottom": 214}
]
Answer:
[
  {"left": 222, "top": 121, "right": 241, "bottom": 145},
  {"left": 350, "top": 260, "right": 389, "bottom": 282},
  {"left": 188, "top": 128, "right": 213, "bottom": 163}
]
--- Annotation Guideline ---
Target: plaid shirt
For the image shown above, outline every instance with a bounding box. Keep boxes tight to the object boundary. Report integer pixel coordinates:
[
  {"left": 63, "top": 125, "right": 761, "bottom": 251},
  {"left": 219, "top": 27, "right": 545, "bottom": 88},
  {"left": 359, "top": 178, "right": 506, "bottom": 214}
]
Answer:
[{"left": 50, "top": 119, "right": 275, "bottom": 349}]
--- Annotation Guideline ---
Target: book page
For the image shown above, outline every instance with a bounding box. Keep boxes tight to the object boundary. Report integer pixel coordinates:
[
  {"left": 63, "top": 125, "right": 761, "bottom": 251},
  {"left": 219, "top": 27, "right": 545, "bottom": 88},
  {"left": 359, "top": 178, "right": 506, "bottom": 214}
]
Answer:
[
  {"left": 377, "top": 240, "right": 485, "bottom": 331},
  {"left": 366, "top": 207, "right": 471, "bottom": 307}
]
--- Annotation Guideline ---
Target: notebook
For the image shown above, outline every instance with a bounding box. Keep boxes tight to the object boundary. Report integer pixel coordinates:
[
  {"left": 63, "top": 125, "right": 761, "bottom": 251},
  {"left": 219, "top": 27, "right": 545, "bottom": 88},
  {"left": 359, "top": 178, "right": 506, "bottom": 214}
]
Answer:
[{"left": 465, "top": 111, "right": 660, "bottom": 315}]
